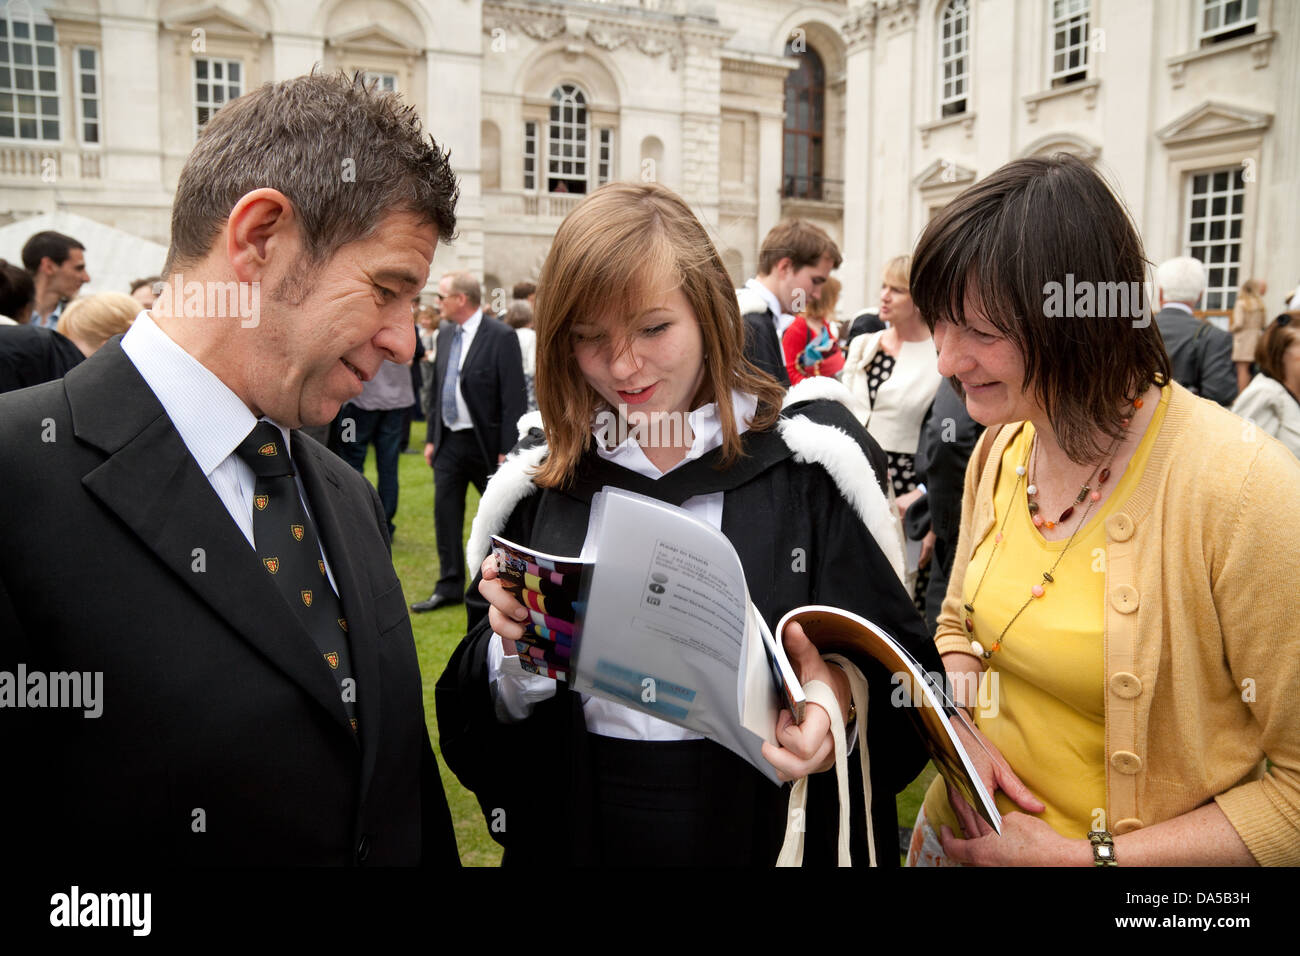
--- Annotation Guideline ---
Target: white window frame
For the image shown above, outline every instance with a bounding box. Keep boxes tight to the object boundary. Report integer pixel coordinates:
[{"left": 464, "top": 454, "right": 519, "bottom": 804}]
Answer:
[
  {"left": 938, "top": 0, "right": 970, "bottom": 118},
  {"left": 523, "top": 120, "right": 537, "bottom": 191},
  {"left": 1198, "top": 0, "right": 1259, "bottom": 44},
  {"left": 194, "top": 56, "right": 243, "bottom": 139},
  {"left": 74, "top": 45, "right": 100, "bottom": 147},
  {"left": 1048, "top": 0, "right": 1090, "bottom": 86},
  {"left": 361, "top": 70, "right": 397, "bottom": 93},
  {"left": 0, "top": 12, "right": 61, "bottom": 143},
  {"left": 597, "top": 127, "right": 612, "bottom": 187},
  {"left": 1183, "top": 167, "right": 1245, "bottom": 311},
  {"left": 547, "top": 83, "right": 589, "bottom": 194}
]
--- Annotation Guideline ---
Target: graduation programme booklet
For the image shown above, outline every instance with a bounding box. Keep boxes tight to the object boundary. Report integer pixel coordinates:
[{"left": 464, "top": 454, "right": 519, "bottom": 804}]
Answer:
[{"left": 492, "top": 486, "right": 1000, "bottom": 828}]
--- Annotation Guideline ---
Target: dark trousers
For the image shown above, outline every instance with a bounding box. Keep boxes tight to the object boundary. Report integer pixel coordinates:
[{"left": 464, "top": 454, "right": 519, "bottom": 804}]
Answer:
[
  {"left": 433, "top": 428, "right": 491, "bottom": 599},
  {"left": 337, "top": 404, "right": 405, "bottom": 537}
]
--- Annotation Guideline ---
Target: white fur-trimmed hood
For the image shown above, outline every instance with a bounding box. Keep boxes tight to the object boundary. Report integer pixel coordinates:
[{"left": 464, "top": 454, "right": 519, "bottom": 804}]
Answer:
[{"left": 466, "top": 387, "right": 905, "bottom": 583}]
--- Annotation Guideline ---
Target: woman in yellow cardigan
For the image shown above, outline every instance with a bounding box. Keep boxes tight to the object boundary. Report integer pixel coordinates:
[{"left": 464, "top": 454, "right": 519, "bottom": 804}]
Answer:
[{"left": 905, "top": 154, "right": 1300, "bottom": 867}]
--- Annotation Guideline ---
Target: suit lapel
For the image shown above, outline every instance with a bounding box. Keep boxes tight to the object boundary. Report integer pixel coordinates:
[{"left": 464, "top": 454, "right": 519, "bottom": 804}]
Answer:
[
  {"left": 67, "top": 343, "right": 355, "bottom": 735},
  {"left": 293, "top": 439, "right": 383, "bottom": 782},
  {"left": 460, "top": 317, "right": 488, "bottom": 375}
]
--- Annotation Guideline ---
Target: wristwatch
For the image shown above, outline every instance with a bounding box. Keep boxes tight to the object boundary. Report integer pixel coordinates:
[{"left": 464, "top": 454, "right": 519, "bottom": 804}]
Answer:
[{"left": 1087, "top": 830, "right": 1117, "bottom": 867}]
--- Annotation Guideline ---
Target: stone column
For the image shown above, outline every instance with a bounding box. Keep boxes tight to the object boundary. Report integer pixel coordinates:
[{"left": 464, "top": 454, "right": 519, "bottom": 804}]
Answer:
[{"left": 840, "top": 3, "right": 876, "bottom": 312}]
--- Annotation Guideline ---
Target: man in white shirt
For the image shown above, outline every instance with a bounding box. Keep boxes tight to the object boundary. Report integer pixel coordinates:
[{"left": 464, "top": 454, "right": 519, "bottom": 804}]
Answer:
[{"left": 0, "top": 72, "right": 460, "bottom": 865}]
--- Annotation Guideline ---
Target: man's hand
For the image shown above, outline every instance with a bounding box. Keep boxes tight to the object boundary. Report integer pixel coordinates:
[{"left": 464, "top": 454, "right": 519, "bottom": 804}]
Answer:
[
  {"left": 424, "top": 442, "right": 435, "bottom": 467},
  {"left": 498, "top": 453, "right": 506, "bottom": 465},
  {"left": 920, "top": 529, "right": 936, "bottom": 570}
]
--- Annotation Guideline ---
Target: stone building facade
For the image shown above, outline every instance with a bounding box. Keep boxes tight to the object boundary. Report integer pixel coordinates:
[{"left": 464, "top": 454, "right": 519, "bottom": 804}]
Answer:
[{"left": 1, "top": 0, "right": 1295, "bottom": 315}]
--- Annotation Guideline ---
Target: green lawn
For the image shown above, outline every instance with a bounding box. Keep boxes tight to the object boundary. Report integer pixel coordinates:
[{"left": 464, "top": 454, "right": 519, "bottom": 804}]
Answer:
[{"left": 371, "top": 421, "right": 936, "bottom": 866}]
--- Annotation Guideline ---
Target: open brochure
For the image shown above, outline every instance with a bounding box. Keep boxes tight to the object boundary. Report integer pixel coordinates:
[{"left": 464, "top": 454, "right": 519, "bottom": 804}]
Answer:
[{"left": 492, "top": 486, "right": 1000, "bottom": 827}]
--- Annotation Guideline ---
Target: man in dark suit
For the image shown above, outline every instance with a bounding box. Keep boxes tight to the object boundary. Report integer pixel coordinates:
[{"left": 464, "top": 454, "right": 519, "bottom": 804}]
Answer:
[
  {"left": 1154, "top": 255, "right": 1238, "bottom": 406},
  {"left": 0, "top": 73, "right": 459, "bottom": 865},
  {"left": 411, "top": 272, "right": 526, "bottom": 612},
  {"left": 736, "top": 220, "right": 840, "bottom": 387}
]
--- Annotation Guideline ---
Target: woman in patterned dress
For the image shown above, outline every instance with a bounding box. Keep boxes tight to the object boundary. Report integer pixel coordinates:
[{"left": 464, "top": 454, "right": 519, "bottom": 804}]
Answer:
[{"left": 841, "top": 256, "right": 943, "bottom": 610}]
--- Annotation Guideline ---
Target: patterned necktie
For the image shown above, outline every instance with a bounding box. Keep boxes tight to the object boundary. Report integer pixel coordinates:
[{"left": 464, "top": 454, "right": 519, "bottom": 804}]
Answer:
[
  {"left": 441, "top": 324, "right": 463, "bottom": 427},
  {"left": 234, "top": 422, "right": 358, "bottom": 734}
]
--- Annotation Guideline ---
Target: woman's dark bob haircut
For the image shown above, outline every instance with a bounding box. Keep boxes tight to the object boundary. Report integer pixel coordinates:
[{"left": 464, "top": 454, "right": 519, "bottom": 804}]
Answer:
[{"left": 910, "top": 153, "right": 1171, "bottom": 463}]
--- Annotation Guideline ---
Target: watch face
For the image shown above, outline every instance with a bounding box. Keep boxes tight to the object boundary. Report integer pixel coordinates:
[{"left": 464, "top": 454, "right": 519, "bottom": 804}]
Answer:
[{"left": 1097, "top": 846, "right": 1114, "bottom": 860}]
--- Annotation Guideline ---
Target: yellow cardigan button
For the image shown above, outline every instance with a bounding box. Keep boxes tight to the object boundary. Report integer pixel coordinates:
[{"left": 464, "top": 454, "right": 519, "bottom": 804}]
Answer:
[
  {"left": 1111, "top": 750, "right": 1143, "bottom": 774},
  {"left": 1110, "top": 585, "right": 1139, "bottom": 613},
  {"left": 1110, "top": 672, "right": 1143, "bottom": 698},
  {"left": 1113, "top": 817, "right": 1143, "bottom": 834},
  {"left": 1106, "top": 513, "right": 1135, "bottom": 541}
]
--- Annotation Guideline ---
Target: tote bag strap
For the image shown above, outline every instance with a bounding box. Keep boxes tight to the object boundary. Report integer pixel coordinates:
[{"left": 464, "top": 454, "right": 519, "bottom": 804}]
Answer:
[{"left": 775, "top": 654, "right": 874, "bottom": 867}]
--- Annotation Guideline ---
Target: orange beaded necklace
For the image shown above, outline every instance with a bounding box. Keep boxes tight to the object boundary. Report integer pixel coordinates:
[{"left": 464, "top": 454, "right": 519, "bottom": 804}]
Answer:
[{"left": 963, "top": 395, "right": 1144, "bottom": 660}]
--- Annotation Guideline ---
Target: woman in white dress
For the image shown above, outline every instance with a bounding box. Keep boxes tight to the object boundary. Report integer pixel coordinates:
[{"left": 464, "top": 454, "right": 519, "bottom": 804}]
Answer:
[{"left": 841, "top": 255, "right": 943, "bottom": 608}]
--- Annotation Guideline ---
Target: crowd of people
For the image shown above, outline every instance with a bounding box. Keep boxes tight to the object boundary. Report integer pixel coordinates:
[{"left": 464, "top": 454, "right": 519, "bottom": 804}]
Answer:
[{"left": 1, "top": 70, "right": 1296, "bottom": 869}]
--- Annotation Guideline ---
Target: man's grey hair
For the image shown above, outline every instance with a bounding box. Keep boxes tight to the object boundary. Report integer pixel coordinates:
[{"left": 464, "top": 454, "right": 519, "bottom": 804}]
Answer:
[
  {"left": 164, "top": 71, "right": 459, "bottom": 275},
  {"left": 444, "top": 271, "right": 481, "bottom": 307},
  {"left": 1156, "top": 256, "right": 1207, "bottom": 305}
]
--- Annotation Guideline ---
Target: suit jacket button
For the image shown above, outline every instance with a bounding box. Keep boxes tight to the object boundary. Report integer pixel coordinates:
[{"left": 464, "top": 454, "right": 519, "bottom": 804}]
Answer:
[
  {"left": 1113, "top": 817, "right": 1144, "bottom": 835},
  {"left": 356, "top": 834, "right": 371, "bottom": 863}
]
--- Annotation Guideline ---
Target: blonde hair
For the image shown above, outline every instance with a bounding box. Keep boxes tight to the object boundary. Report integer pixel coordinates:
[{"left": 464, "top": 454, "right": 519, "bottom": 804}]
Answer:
[
  {"left": 532, "top": 181, "right": 784, "bottom": 488},
  {"left": 805, "top": 275, "right": 840, "bottom": 322},
  {"left": 883, "top": 255, "right": 911, "bottom": 291},
  {"left": 1238, "top": 277, "right": 1265, "bottom": 310},
  {"left": 56, "top": 292, "right": 139, "bottom": 353}
]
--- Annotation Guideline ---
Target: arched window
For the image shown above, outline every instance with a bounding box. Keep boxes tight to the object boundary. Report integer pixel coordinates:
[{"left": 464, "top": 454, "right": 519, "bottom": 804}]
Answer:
[
  {"left": 782, "top": 41, "right": 824, "bottom": 200},
  {"left": 939, "top": 0, "right": 969, "bottom": 117},
  {"left": 548, "top": 84, "right": 588, "bottom": 194}
]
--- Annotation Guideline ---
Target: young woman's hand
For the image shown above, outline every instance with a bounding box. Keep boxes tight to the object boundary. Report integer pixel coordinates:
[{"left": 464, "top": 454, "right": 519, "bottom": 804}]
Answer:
[
  {"left": 761, "top": 621, "right": 852, "bottom": 781},
  {"left": 477, "top": 554, "right": 530, "bottom": 654}
]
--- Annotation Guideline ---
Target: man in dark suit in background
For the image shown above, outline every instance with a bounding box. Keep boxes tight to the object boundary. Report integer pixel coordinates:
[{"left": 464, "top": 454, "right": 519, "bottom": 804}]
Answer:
[
  {"left": 1154, "top": 255, "right": 1238, "bottom": 407},
  {"left": 0, "top": 73, "right": 459, "bottom": 865},
  {"left": 736, "top": 220, "right": 840, "bottom": 387},
  {"left": 411, "top": 271, "right": 526, "bottom": 613}
]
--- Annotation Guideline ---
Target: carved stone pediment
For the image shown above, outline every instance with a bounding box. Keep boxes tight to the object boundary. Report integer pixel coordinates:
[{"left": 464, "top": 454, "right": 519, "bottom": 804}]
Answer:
[
  {"left": 1020, "top": 132, "right": 1100, "bottom": 163},
  {"left": 327, "top": 24, "right": 423, "bottom": 57},
  {"left": 163, "top": 5, "right": 268, "bottom": 39},
  {"left": 1155, "top": 101, "right": 1272, "bottom": 146},
  {"left": 913, "top": 158, "right": 976, "bottom": 190}
]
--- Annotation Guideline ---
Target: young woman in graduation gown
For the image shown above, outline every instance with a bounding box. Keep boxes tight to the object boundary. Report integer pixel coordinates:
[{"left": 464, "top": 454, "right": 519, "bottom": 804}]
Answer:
[{"left": 436, "top": 182, "right": 941, "bottom": 866}]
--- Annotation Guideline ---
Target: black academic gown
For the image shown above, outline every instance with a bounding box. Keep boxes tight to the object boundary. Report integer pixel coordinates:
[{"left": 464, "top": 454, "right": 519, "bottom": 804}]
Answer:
[{"left": 436, "top": 397, "right": 940, "bottom": 866}]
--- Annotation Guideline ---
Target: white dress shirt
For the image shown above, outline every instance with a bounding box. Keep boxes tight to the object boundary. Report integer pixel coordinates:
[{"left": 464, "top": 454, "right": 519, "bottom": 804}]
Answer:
[
  {"left": 742, "top": 277, "right": 796, "bottom": 336},
  {"left": 443, "top": 308, "right": 482, "bottom": 432},
  {"left": 489, "top": 391, "right": 759, "bottom": 740},
  {"left": 120, "top": 312, "right": 339, "bottom": 594}
]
